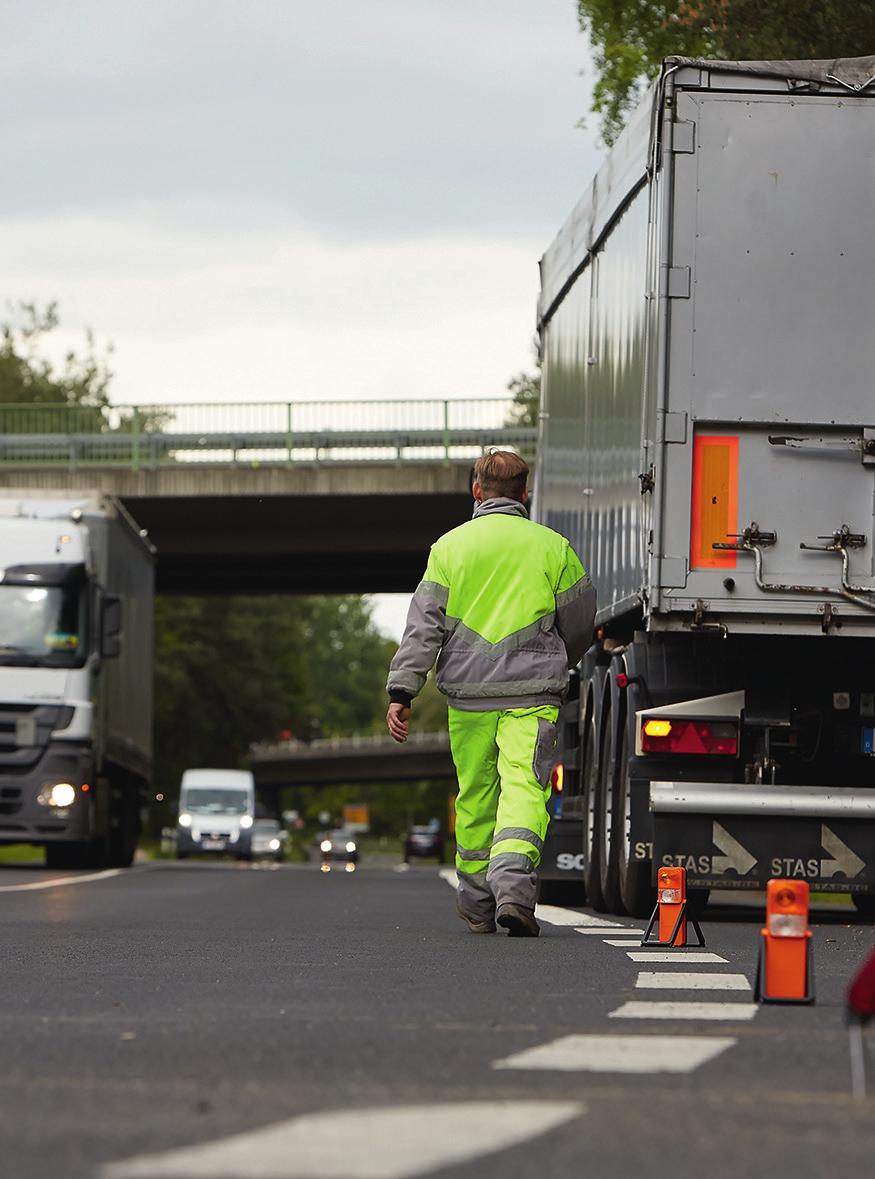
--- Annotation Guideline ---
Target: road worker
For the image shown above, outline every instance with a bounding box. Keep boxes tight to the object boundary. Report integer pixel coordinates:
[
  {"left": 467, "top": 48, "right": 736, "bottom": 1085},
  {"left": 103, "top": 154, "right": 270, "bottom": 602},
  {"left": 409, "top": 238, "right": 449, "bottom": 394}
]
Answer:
[{"left": 385, "top": 449, "right": 595, "bottom": 937}]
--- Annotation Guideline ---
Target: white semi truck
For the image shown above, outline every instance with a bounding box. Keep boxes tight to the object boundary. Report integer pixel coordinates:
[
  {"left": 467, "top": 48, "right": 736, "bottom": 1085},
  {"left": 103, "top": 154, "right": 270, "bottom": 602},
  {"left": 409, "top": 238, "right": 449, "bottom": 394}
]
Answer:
[
  {"left": 535, "top": 54, "right": 875, "bottom": 917},
  {"left": 0, "top": 492, "right": 153, "bottom": 867}
]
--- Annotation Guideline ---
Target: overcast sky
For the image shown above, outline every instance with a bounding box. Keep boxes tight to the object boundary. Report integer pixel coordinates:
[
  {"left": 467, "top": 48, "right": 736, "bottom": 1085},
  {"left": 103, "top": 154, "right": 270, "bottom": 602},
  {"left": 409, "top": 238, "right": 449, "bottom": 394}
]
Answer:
[{"left": 4, "top": 0, "right": 601, "bottom": 637}]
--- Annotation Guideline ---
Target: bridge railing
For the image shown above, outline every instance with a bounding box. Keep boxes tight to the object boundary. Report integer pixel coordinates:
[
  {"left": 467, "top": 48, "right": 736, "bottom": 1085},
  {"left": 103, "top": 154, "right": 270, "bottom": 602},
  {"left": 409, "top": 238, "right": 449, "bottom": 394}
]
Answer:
[{"left": 0, "top": 398, "right": 535, "bottom": 470}]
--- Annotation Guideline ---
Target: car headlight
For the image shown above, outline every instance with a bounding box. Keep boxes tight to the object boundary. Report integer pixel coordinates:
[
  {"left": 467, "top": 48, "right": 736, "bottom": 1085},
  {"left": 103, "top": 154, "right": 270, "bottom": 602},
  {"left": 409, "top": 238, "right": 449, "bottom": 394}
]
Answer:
[
  {"left": 178, "top": 813, "right": 192, "bottom": 828},
  {"left": 37, "top": 782, "right": 77, "bottom": 808},
  {"left": 345, "top": 841, "right": 357, "bottom": 853},
  {"left": 269, "top": 838, "right": 281, "bottom": 851},
  {"left": 320, "top": 839, "right": 332, "bottom": 852},
  {"left": 239, "top": 815, "right": 254, "bottom": 829}
]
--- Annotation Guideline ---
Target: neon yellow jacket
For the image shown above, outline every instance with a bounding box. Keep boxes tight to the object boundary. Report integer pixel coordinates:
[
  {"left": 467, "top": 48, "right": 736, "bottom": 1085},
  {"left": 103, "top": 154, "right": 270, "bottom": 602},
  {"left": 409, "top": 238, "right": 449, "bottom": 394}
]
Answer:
[{"left": 387, "top": 498, "right": 596, "bottom": 711}]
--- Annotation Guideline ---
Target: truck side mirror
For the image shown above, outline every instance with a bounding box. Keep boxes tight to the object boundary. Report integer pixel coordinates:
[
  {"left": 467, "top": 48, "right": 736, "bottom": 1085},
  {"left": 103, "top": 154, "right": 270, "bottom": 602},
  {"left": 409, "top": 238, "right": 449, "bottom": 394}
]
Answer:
[{"left": 101, "top": 594, "right": 122, "bottom": 658}]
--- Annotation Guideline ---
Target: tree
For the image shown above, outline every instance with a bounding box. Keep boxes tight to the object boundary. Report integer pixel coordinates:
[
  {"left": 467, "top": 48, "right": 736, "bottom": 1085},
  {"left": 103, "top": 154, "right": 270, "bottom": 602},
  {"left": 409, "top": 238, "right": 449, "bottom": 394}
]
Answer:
[
  {"left": 507, "top": 368, "right": 541, "bottom": 429},
  {"left": 0, "top": 301, "right": 113, "bottom": 407},
  {"left": 577, "top": 1, "right": 875, "bottom": 144}
]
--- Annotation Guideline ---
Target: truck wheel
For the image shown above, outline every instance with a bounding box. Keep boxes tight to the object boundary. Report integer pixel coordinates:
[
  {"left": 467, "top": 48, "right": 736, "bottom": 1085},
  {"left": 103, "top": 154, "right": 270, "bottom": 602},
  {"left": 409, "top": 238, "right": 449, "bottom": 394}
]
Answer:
[
  {"left": 581, "top": 700, "right": 606, "bottom": 911},
  {"left": 616, "top": 719, "right": 656, "bottom": 917},
  {"left": 597, "top": 696, "right": 624, "bottom": 914}
]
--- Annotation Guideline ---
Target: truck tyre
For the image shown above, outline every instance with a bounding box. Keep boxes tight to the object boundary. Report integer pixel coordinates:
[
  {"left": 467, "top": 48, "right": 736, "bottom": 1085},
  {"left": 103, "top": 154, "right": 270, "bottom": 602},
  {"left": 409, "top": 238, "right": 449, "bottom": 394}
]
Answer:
[
  {"left": 616, "top": 718, "right": 656, "bottom": 917},
  {"left": 581, "top": 696, "right": 606, "bottom": 911},
  {"left": 597, "top": 694, "right": 624, "bottom": 914},
  {"left": 104, "top": 784, "right": 140, "bottom": 869}
]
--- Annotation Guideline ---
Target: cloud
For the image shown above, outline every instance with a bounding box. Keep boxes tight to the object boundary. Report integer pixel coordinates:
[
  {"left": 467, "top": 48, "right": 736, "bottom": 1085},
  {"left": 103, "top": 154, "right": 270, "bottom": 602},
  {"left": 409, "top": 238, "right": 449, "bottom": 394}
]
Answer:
[{"left": 2, "top": 208, "right": 543, "bottom": 403}]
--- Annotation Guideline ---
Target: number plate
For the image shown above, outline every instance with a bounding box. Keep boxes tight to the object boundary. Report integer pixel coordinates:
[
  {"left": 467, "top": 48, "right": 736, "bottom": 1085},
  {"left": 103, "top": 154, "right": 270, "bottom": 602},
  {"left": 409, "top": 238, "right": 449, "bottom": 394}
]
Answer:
[{"left": 202, "top": 839, "right": 225, "bottom": 850}]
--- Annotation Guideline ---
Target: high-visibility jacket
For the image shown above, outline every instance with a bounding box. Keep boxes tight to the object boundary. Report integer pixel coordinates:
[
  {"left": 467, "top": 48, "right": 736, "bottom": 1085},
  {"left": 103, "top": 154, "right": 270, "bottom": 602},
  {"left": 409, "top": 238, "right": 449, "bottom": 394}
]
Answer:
[{"left": 387, "top": 497, "right": 596, "bottom": 711}]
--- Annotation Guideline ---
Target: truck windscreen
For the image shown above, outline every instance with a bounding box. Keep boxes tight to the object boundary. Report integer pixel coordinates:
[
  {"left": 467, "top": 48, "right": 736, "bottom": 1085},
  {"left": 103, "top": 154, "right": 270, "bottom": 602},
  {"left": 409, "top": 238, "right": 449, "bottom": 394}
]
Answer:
[
  {"left": 182, "top": 789, "right": 250, "bottom": 815},
  {"left": 0, "top": 584, "right": 87, "bottom": 667}
]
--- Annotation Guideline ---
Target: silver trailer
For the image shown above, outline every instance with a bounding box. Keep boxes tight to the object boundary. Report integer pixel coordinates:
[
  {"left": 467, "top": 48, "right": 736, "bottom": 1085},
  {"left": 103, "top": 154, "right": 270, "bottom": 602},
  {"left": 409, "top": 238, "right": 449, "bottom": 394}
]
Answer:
[
  {"left": 0, "top": 491, "right": 153, "bottom": 867},
  {"left": 535, "top": 55, "right": 875, "bottom": 916}
]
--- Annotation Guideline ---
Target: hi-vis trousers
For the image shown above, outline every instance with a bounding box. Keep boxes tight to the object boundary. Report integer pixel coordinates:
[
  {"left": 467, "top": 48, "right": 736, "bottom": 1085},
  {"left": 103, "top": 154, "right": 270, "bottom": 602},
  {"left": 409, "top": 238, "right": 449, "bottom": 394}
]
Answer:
[{"left": 449, "top": 704, "right": 559, "bottom": 919}]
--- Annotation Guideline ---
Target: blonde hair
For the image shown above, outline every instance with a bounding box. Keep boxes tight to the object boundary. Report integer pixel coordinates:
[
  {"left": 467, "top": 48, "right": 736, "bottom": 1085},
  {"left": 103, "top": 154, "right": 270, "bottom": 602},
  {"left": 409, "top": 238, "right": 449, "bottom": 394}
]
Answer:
[{"left": 473, "top": 449, "right": 529, "bottom": 501}]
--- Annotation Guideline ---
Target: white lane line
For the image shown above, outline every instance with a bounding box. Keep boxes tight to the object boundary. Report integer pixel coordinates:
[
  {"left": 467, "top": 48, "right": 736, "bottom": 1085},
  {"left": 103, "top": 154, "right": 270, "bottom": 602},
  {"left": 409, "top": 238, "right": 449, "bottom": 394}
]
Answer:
[
  {"left": 574, "top": 925, "right": 642, "bottom": 935},
  {"left": 494, "top": 1034, "right": 736, "bottom": 1075},
  {"left": 0, "top": 868, "right": 124, "bottom": 893},
  {"left": 101, "top": 1101, "right": 584, "bottom": 1179},
  {"left": 603, "top": 939, "right": 646, "bottom": 947},
  {"left": 627, "top": 951, "right": 728, "bottom": 964},
  {"left": 438, "top": 867, "right": 456, "bottom": 886},
  {"left": 610, "top": 1001, "right": 759, "bottom": 1021},
  {"left": 636, "top": 972, "right": 750, "bottom": 991},
  {"left": 537, "top": 905, "right": 615, "bottom": 926}
]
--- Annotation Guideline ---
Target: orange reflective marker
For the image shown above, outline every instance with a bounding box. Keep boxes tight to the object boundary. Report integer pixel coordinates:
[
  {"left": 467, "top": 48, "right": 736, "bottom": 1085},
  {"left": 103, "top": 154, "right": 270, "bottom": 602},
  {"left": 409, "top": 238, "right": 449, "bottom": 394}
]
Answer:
[
  {"left": 641, "top": 866, "right": 706, "bottom": 948},
  {"left": 754, "top": 879, "right": 814, "bottom": 1004}
]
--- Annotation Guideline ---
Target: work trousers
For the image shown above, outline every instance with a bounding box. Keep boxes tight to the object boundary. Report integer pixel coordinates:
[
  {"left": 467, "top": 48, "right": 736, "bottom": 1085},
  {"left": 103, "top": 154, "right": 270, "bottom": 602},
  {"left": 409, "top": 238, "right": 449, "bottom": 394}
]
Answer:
[{"left": 449, "top": 704, "right": 559, "bottom": 919}]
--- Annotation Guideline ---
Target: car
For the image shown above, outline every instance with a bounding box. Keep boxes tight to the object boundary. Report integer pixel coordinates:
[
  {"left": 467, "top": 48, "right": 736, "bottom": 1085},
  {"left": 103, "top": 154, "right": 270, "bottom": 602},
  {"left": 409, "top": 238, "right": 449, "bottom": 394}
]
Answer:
[
  {"left": 250, "top": 819, "right": 288, "bottom": 862},
  {"left": 404, "top": 823, "right": 445, "bottom": 864},
  {"left": 315, "top": 829, "right": 360, "bottom": 865}
]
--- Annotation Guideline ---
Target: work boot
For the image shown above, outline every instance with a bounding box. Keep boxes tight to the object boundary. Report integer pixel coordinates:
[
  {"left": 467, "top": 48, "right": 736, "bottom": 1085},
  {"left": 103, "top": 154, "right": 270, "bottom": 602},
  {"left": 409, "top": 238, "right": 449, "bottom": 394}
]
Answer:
[
  {"left": 456, "top": 900, "right": 495, "bottom": 934},
  {"left": 496, "top": 902, "right": 540, "bottom": 938}
]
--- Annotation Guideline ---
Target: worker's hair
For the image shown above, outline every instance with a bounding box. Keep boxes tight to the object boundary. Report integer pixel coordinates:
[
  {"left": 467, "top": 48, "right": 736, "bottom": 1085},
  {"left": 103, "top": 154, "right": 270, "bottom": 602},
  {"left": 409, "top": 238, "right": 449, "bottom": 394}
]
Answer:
[{"left": 473, "top": 449, "right": 529, "bottom": 501}]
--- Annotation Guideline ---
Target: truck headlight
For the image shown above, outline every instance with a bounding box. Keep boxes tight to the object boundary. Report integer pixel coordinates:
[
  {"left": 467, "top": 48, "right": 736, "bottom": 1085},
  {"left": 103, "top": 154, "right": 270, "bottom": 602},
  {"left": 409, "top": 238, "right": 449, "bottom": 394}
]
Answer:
[
  {"left": 178, "top": 813, "right": 192, "bottom": 828},
  {"left": 37, "top": 782, "right": 77, "bottom": 808},
  {"left": 320, "top": 839, "right": 332, "bottom": 852},
  {"left": 239, "top": 815, "right": 254, "bottom": 829},
  {"left": 345, "top": 841, "right": 357, "bottom": 853}
]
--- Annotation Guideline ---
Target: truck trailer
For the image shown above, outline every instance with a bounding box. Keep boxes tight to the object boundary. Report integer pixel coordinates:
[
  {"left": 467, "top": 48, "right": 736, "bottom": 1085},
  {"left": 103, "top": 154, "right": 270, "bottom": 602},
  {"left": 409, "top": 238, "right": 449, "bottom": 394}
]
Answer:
[
  {"left": 535, "top": 54, "right": 875, "bottom": 917},
  {"left": 0, "top": 491, "right": 153, "bottom": 868}
]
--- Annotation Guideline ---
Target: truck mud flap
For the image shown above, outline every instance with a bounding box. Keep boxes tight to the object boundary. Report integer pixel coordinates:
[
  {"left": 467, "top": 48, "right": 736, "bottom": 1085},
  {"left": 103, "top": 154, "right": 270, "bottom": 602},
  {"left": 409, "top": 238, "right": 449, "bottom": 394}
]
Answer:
[
  {"left": 651, "top": 781, "right": 875, "bottom": 892},
  {"left": 540, "top": 819, "right": 584, "bottom": 881}
]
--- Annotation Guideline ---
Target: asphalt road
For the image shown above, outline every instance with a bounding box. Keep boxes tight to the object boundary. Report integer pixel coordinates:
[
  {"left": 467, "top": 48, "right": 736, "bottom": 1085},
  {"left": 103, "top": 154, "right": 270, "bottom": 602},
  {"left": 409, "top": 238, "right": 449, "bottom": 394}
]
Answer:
[{"left": 1, "top": 858, "right": 874, "bottom": 1179}]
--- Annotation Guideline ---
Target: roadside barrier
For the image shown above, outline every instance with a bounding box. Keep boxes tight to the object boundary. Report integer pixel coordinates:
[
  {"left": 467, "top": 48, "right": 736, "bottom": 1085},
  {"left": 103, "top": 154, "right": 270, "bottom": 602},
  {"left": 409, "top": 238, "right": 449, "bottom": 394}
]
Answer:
[
  {"left": 847, "top": 946, "right": 875, "bottom": 1098},
  {"left": 641, "top": 866, "right": 705, "bottom": 948},
  {"left": 753, "top": 879, "right": 814, "bottom": 1004}
]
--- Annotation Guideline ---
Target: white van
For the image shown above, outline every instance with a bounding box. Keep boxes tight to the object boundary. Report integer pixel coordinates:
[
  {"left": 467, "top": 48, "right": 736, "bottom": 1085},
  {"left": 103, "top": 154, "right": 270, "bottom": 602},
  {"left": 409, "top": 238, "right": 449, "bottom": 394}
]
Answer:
[{"left": 176, "top": 768, "right": 255, "bottom": 860}]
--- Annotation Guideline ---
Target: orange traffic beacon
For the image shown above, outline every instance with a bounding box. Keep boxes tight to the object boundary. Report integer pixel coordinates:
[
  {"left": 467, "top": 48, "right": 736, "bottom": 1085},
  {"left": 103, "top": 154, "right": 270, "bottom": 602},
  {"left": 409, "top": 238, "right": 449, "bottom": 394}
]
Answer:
[
  {"left": 754, "top": 879, "right": 814, "bottom": 1004},
  {"left": 641, "top": 866, "right": 705, "bottom": 948}
]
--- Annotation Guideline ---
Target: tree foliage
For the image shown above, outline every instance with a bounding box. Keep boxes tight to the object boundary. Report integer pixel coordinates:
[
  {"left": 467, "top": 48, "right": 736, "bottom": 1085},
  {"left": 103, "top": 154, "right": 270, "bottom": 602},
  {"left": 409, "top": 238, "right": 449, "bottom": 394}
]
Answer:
[
  {"left": 578, "top": 1, "right": 875, "bottom": 144},
  {"left": 507, "top": 368, "right": 541, "bottom": 429},
  {"left": 0, "top": 302, "right": 113, "bottom": 407}
]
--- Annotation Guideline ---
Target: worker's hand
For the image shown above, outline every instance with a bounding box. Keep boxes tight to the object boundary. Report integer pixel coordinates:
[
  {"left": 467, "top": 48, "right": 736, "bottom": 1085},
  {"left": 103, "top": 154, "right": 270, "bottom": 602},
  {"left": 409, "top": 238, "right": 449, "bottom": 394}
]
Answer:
[{"left": 387, "top": 702, "right": 411, "bottom": 743}]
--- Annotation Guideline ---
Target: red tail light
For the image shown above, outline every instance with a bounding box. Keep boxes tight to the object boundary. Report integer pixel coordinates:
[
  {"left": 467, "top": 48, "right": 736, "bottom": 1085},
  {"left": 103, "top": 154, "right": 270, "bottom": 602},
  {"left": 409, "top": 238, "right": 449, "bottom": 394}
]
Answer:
[{"left": 641, "top": 717, "right": 737, "bottom": 755}]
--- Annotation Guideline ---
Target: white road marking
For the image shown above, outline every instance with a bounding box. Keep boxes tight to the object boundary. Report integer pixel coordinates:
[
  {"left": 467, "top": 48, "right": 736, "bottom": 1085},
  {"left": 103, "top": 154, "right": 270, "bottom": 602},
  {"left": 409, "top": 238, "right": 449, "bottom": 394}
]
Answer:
[
  {"left": 0, "top": 868, "right": 124, "bottom": 893},
  {"left": 627, "top": 951, "right": 727, "bottom": 964},
  {"left": 494, "top": 1034, "right": 736, "bottom": 1075},
  {"left": 438, "top": 867, "right": 457, "bottom": 886},
  {"left": 536, "top": 905, "right": 605, "bottom": 926},
  {"left": 603, "top": 939, "right": 646, "bottom": 946},
  {"left": 636, "top": 972, "right": 750, "bottom": 991},
  {"left": 574, "top": 925, "right": 642, "bottom": 935},
  {"left": 101, "top": 1101, "right": 584, "bottom": 1179},
  {"left": 610, "top": 1001, "right": 759, "bottom": 1021}
]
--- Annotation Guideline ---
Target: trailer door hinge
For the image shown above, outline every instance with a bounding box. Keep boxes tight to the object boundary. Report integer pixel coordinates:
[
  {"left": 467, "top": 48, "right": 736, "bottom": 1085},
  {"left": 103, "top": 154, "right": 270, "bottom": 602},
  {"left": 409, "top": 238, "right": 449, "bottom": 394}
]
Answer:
[
  {"left": 662, "top": 266, "right": 691, "bottom": 299},
  {"left": 672, "top": 121, "right": 696, "bottom": 153}
]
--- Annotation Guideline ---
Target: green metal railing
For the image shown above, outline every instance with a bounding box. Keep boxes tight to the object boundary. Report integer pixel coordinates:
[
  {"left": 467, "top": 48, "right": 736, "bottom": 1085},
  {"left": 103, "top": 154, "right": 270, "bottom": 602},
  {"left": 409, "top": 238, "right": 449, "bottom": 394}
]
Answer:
[{"left": 0, "top": 399, "right": 534, "bottom": 471}]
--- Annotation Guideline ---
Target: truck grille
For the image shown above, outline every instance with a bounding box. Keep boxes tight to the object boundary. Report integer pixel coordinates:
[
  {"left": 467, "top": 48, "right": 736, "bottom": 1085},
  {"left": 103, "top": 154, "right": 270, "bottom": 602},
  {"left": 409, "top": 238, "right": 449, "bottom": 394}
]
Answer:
[{"left": 0, "top": 705, "right": 66, "bottom": 773}]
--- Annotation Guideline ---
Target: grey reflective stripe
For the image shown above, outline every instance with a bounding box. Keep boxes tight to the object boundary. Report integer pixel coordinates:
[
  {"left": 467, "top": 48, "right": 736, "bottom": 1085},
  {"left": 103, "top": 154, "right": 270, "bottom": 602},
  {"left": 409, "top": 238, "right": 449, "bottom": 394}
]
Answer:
[
  {"left": 492, "top": 827, "right": 544, "bottom": 853},
  {"left": 488, "top": 850, "right": 539, "bottom": 873},
  {"left": 555, "top": 574, "right": 593, "bottom": 610},
  {"left": 555, "top": 579, "right": 597, "bottom": 667},
  {"left": 456, "top": 845, "right": 492, "bottom": 862},
  {"left": 441, "top": 678, "right": 568, "bottom": 698},
  {"left": 441, "top": 615, "right": 555, "bottom": 663},
  {"left": 386, "top": 578, "right": 449, "bottom": 700},
  {"left": 416, "top": 579, "right": 449, "bottom": 606}
]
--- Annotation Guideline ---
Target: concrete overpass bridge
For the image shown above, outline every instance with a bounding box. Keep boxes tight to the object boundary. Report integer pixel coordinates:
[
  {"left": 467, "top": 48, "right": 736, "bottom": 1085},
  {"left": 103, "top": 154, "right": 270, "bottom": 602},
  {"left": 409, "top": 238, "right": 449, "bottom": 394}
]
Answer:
[
  {"left": 0, "top": 399, "right": 535, "bottom": 593},
  {"left": 251, "top": 732, "right": 455, "bottom": 788}
]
